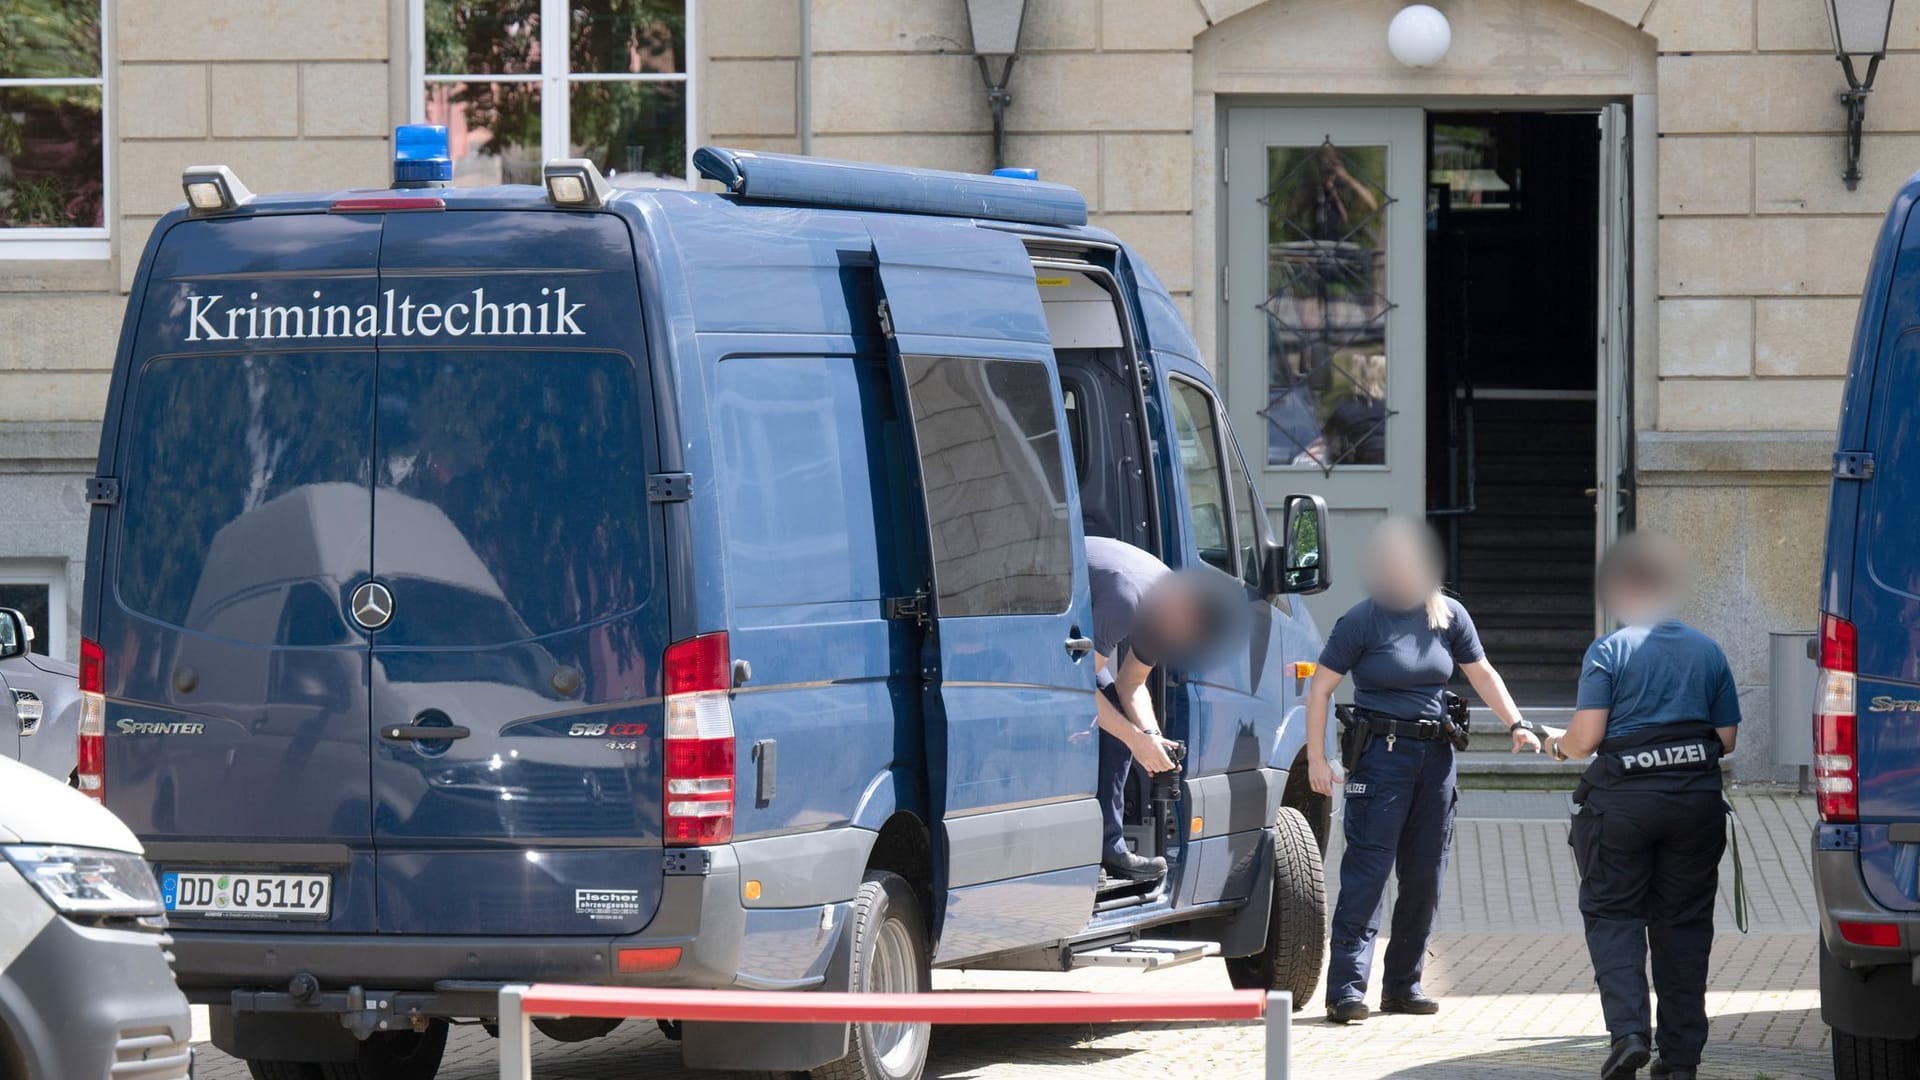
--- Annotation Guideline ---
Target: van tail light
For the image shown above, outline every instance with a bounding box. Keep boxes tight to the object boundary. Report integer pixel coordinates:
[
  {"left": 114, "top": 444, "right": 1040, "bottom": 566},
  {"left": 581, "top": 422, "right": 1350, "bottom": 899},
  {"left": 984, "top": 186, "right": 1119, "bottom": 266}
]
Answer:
[
  {"left": 77, "top": 637, "right": 105, "bottom": 802},
  {"left": 662, "top": 632, "right": 734, "bottom": 846},
  {"left": 1815, "top": 612, "right": 1858, "bottom": 824},
  {"left": 1838, "top": 920, "right": 1902, "bottom": 948}
]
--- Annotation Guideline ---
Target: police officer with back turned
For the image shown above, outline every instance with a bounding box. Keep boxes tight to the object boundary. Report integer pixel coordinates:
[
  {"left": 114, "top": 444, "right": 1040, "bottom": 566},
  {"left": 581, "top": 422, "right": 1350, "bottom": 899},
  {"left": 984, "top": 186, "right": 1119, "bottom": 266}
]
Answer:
[{"left": 1546, "top": 533, "right": 1740, "bottom": 1080}]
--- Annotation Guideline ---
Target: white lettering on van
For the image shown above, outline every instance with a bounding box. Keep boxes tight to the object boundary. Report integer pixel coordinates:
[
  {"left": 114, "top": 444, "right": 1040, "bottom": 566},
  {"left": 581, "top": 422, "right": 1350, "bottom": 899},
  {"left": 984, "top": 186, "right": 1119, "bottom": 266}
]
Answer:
[
  {"left": 177, "top": 287, "right": 589, "bottom": 342},
  {"left": 116, "top": 719, "right": 204, "bottom": 736}
]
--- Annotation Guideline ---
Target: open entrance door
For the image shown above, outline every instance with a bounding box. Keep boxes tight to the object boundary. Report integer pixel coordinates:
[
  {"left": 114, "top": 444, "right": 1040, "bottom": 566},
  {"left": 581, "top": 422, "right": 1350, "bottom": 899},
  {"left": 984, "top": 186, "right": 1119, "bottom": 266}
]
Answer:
[
  {"left": 1595, "top": 102, "right": 1636, "bottom": 629},
  {"left": 867, "top": 217, "right": 1103, "bottom": 965}
]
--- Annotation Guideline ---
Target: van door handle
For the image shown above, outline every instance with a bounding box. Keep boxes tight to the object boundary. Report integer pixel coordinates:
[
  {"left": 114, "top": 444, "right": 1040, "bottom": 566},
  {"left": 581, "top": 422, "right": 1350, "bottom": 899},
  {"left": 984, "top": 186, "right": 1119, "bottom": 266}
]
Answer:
[
  {"left": 1065, "top": 636, "right": 1094, "bottom": 658},
  {"left": 381, "top": 723, "right": 472, "bottom": 742}
]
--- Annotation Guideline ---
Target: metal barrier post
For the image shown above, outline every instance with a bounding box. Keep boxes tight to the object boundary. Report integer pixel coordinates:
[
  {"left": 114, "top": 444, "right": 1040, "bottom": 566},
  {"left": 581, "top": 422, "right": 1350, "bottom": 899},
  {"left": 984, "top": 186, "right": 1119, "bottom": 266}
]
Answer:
[
  {"left": 498, "top": 985, "right": 531, "bottom": 1080},
  {"left": 1264, "top": 991, "right": 1291, "bottom": 1079}
]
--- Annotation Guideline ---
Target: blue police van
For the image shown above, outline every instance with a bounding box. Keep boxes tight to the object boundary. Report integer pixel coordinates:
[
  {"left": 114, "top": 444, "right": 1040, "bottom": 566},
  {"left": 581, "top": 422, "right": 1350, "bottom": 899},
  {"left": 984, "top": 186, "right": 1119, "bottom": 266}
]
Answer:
[
  {"left": 82, "top": 129, "right": 1334, "bottom": 1079},
  {"left": 1817, "top": 169, "right": 1920, "bottom": 1080}
]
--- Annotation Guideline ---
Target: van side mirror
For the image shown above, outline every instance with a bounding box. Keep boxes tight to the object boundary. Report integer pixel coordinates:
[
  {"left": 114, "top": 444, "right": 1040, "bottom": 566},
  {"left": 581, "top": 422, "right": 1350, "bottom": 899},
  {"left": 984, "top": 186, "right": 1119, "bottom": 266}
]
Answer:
[
  {"left": 0, "top": 609, "right": 27, "bottom": 660},
  {"left": 1265, "top": 494, "right": 1331, "bottom": 596}
]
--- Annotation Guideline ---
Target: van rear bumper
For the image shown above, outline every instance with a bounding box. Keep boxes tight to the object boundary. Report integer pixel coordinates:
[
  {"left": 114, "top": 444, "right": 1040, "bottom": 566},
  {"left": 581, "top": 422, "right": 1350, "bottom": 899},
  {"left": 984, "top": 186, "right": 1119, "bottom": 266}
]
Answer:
[
  {"left": 1814, "top": 829, "right": 1920, "bottom": 1039},
  {"left": 173, "top": 844, "right": 773, "bottom": 1011}
]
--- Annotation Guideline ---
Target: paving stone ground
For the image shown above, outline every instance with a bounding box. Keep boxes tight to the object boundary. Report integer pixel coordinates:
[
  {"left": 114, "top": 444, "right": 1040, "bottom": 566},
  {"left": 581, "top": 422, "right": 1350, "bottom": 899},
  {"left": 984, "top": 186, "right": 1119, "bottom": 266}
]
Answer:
[{"left": 191, "top": 791, "right": 1827, "bottom": 1080}]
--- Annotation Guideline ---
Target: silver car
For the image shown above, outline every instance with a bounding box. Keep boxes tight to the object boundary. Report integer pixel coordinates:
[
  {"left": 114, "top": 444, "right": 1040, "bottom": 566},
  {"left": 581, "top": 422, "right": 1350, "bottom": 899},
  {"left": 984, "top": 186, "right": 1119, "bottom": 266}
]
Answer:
[
  {"left": 0, "top": 608, "right": 80, "bottom": 782},
  {"left": 0, "top": 755, "right": 193, "bottom": 1079}
]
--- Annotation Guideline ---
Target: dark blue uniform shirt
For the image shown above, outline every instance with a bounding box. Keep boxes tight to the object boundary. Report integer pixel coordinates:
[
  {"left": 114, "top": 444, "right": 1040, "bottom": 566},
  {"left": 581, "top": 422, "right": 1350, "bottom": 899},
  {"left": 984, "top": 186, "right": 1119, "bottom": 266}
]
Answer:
[
  {"left": 1085, "top": 536, "right": 1171, "bottom": 690},
  {"left": 1318, "top": 596, "right": 1484, "bottom": 720},
  {"left": 1576, "top": 619, "right": 1742, "bottom": 740}
]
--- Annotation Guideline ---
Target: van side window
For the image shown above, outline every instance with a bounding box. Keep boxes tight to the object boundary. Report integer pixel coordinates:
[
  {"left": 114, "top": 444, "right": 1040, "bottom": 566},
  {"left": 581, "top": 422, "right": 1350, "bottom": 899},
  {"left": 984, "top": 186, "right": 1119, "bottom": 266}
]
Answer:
[
  {"left": 1225, "top": 432, "right": 1263, "bottom": 590},
  {"left": 713, "top": 354, "right": 897, "bottom": 609},
  {"left": 903, "top": 356, "right": 1073, "bottom": 617},
  {"left": 1169, "top": 377, "right": 1231, "bottom": 575}
]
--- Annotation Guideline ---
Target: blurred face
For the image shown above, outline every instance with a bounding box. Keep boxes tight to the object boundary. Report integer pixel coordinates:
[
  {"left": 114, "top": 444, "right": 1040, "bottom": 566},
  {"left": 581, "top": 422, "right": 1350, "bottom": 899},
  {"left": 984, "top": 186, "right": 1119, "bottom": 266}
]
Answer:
[
  {"left": 1142, "top": 577, "right": 1206, "bottom": 654},
  {"left": 1364, "top": 520, "right": 1440, "bottom": 612},
  {"left": 1598, "top": 535, "right": 1687, "bottom": 625}
]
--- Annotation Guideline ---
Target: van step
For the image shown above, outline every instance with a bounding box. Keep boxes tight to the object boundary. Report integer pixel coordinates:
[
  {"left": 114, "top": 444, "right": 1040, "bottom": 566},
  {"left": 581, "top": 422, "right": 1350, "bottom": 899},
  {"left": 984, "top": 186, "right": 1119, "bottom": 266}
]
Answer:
[{"left": 1071, "top": 939, "right": 1221, "bottom": 971}]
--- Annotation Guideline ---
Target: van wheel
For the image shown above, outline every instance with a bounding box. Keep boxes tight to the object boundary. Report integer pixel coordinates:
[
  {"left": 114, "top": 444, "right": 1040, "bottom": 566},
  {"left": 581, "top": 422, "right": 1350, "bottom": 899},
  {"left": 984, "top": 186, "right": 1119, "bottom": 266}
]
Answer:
[
  {"left": 1834, "top": 1028, "right": 1920, "bottom": 1079},
  {"left": 313, "top": 1022, "right": 448, "bottom": 1080},
  {"left": 812, "top": 872, "right": 931, "bottom": 1080},
  {"left": 247, "top": 1063, "right": 321, "bottom": 1080},
  {"left": 1224, "top": 806, "right": 1327, "bottom": 1009}
]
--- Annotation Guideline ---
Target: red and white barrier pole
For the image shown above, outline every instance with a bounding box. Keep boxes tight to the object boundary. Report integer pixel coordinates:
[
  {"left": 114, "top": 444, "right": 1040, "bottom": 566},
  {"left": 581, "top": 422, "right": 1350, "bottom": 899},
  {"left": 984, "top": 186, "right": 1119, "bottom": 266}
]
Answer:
[{"left": 496, "top": 984, "right": 1291, "bottom": 1078}]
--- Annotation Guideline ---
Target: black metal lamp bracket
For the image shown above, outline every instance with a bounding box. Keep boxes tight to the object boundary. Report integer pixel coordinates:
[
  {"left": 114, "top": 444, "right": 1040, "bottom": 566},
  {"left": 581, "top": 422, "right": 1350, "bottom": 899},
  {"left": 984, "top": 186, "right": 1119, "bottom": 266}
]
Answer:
[
  {"left": 1839, "top": 53, "right": 1882, "bottom": 191},
  {"left": 976, "top": 54, "right": 1018, "bottom": 171}
]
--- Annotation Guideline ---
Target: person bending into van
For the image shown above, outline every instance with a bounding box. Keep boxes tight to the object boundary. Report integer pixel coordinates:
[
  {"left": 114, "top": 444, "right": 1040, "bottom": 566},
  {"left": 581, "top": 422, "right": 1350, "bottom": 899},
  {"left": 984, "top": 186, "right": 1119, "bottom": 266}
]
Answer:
[
  {"left": 1305, "top": 518, "right": 1539, "bottom": 1023},
  {"left": 1086, "top": 536, "right": 1237, "bottom": 882},
  {"left": 1545, "top": 534, "right": 1739, "bottom": 1080}
]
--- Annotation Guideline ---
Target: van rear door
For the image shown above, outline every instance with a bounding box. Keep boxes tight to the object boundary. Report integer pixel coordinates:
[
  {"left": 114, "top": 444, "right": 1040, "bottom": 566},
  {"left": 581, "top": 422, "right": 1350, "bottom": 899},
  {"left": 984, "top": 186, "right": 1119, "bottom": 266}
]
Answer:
[
  {"left": 1843, "top": 192, "right": 1920, "bottom": 912},
  {"left": 102, "top": 214, "right": 382, "bottom": 932},
  {"left": 867, "top": 217, "right": 1102, "bottom": 963},
  {"left": 368, "top": 212, "right": 667, "bottom": 935}
]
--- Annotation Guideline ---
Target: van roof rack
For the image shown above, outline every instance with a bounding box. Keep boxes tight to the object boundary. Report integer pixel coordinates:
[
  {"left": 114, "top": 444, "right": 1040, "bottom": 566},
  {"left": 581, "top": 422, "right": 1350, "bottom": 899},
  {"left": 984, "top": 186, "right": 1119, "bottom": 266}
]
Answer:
[{"left": 692, "top": 146, "right": 1088, "bottom": 228}]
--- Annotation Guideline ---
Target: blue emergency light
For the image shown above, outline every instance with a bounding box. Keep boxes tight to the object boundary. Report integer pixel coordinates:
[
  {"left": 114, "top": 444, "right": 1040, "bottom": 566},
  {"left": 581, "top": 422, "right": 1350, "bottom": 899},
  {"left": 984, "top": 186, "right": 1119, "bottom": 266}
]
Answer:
[
  {"left": 394, "top": 124, "right": 453, "bottom": 187},
  {"left": 992, "top": 167, "right": 1039, "bottom": 181}
]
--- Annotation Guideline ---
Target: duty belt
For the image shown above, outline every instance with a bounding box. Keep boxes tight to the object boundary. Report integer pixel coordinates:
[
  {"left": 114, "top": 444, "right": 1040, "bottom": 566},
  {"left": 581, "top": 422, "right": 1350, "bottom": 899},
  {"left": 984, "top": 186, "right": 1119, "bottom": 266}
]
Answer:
[
  {"left": 1355, "top": 710, "right": 1451, "bottom": 742},
  {"left": 1577, "top": 721, "right": 1723, "bottom": 798}
]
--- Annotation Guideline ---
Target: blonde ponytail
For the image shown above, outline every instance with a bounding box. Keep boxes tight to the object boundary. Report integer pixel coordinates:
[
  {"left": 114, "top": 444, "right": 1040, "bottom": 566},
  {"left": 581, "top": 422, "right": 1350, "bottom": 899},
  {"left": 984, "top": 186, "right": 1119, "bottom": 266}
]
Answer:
[{"left": 1425, "top": 591, "right": 1452, "bottom": 632}]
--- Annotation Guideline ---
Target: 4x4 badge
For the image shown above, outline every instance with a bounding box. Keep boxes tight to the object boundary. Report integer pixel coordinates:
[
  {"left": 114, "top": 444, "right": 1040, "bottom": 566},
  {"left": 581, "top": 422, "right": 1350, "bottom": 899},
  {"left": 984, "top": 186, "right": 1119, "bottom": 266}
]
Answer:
[{"left": 349, "top": 581, "right": 393, "bottom": 630}]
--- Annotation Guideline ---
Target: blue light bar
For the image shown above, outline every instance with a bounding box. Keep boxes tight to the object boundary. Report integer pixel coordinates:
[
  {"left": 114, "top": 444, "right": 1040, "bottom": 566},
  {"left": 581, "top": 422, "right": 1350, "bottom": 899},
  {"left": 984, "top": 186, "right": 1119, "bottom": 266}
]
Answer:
[
  {"left": 693, "top": 147, "right": 1087, "bottom": 228},
  {"left": 394, "top": 124, "right": 453, "bottom": 186},
  {"left": 992, "top": 167, "right": 1039, "bottom": 180}
]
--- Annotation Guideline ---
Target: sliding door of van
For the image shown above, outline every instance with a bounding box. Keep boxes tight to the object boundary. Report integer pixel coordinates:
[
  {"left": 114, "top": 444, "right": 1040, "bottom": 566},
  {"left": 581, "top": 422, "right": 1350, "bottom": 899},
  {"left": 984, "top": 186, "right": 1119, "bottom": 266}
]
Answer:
[
  {"left": 868, "top": 217, "right": 1101, "bottom": 963},
  {"left": 102, "top": 214, "right": 382, "bottom": 933},
  {"left": 368, "top": 213, "right": 669, "bottom": 935}
]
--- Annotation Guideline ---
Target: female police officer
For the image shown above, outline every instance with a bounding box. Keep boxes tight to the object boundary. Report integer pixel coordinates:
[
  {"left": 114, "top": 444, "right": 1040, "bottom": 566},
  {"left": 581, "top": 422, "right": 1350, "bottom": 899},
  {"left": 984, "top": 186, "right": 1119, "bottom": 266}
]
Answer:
[
  {"left": 1546, "top": 534, "right": 1739, "bottom": 1080},
  {"left": 1305, "top": 518, "right": 1539, "bottom": 1023}
]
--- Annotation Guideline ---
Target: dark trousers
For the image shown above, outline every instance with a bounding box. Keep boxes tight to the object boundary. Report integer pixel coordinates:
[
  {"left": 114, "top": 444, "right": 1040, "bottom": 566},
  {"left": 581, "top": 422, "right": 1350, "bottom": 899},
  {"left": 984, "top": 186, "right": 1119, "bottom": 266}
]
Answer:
[
  {"left": 1325, "top": 735, "right": 1457, "bottom": 1005},
  {"left": 1569, "top": 788, "right": 1727, "bottom": 1065},
  {"left": 1097, "top": 729, "right": 1133, "bottom": 862}
]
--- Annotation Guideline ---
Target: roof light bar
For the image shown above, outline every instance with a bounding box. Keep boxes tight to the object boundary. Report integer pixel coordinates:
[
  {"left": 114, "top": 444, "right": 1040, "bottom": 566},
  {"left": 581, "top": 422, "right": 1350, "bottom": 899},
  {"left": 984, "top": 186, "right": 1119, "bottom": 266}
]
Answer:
[
  {"left": 180, "top": 165, "right": 254, "bottom": 215},
  {"left": 542, "top": 158, "right": 613, "bottom": 209},
  {"left": 394, "top": 124, "right": 453, "bottom": 188}
]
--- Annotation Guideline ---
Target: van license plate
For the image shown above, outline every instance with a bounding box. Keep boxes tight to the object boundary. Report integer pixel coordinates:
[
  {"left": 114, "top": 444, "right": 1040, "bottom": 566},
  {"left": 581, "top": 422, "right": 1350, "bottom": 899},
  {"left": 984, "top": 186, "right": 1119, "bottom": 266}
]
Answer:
[{"left": 161, "top": 871, "right": 330, "bottom": 918}]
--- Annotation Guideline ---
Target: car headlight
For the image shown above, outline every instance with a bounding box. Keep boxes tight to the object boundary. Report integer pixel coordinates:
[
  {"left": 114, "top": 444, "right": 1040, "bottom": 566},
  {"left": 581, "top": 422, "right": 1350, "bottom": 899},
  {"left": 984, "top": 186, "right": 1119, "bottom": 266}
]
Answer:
[{"left": 3, "top": 845, "right": 164, "bottom": 918}]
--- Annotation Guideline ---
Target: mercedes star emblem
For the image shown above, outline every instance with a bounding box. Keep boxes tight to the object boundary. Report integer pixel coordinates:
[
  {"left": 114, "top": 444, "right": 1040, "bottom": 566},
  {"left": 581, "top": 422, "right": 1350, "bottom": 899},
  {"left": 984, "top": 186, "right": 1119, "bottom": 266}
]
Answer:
[{"left": 349, "top": 581, "right": 394, "bottom": 630}]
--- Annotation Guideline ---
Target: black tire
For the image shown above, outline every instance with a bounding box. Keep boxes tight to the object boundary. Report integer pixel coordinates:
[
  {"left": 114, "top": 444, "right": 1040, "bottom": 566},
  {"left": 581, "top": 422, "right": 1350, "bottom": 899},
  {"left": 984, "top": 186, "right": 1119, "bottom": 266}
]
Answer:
[
  {"left": 1281, "top": 760, "right": 1332, "bottom": 856},
  {"left": 247, "top": 1063, "right": 322, "bottom": 1080},
  {"left": 312, "top": 1022, "right": 448, "bottom": 1080},
  {"left": 1834, "top": 1028, "right": 1920, "bottom": 1080},
  {"left": 1224, "top": 805, "right": 1328, "bottom": 1009},
  {"left": 811, "top": 872, "right": 932, "bottom": 1080}
]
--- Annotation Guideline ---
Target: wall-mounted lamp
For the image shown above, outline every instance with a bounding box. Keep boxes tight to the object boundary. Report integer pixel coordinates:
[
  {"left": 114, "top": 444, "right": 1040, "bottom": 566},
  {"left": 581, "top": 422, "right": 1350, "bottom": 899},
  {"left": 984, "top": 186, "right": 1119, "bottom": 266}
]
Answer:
[
  {"left": 966, "top": 0, "right": 1029, "bottom": 170},
  {"left": 1828, "top": 0, "right": 1897, "bottom": 190},
  {"left": 1388, "top": 4, "right": 1452, "bottom": 68}
]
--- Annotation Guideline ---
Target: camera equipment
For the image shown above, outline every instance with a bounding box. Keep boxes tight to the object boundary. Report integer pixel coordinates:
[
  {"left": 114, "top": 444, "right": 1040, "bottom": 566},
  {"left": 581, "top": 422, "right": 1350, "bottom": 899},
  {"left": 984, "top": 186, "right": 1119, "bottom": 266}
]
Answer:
[
  {"left": 1443, "top": 691, "right": 1472, "bottom": 752},
  {"left": 1150, "top": 739, "right": 1188, "bottom": 803}
]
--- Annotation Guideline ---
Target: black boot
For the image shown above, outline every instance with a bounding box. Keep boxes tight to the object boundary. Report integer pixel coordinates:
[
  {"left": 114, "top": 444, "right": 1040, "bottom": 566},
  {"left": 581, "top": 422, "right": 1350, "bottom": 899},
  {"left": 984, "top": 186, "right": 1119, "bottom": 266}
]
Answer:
[
  {"left": 1100, "top": 850, "right": 1166, "bottom": 882},
  {"left": 1602, "top": 1034, "right": 1651, "bottom": 1080},
  {"left": 1326, "top": 999, "right": 1369, "bottom": 1024},
  {"left": 1379, "top": 994, "right": 1440, "bottom": 1015},
  {"left": 1649, "top": 1060, "right": 1695, "bottom": 1080}
]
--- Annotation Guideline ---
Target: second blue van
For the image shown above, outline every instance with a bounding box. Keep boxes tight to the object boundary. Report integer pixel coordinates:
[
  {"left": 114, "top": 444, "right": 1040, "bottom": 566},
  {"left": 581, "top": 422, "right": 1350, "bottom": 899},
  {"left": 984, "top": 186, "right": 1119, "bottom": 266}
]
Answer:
[{"left": 82, "top": 137, "right": 1334, "bottom": 1080}]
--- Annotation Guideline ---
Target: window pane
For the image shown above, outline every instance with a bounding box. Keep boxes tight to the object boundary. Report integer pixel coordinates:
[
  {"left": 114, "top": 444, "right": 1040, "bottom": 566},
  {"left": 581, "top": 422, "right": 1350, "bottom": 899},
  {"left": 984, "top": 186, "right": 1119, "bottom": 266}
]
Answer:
[
  {"left": 1170, "top": 380, "right": 1230, "bottom": 575},
  {"left": 423, "top": 0, "right": 541, "bottom": 75},
  {"left": 0, "top": 0, "right": 99, "bottom": 78},
  {"left": 713, "top": 355, "right": 898, "bottom": 609},
  {"left": 0, "top": 85, "right": 104, "bottom": 228},
  {"left": 905, "top": 356, "right": 1073, "bottom": 618},
  {"left": 571, "top": 0, "right": 686, "bottom": 74},
  {"left": 1225, "top": 436, "right": 1262, "bottom": 589},
  {"left": 569, "top": 79, "right": 685, "bottom": 184},
  {"left": 1263, "top": 144, "right": 1389, "bottom": 468},
  {"left": 426, "top": 82, "right": 542, "bottom": 186},
  {"left": 0, "top": 585, "right": 50, "bottom": 656}
]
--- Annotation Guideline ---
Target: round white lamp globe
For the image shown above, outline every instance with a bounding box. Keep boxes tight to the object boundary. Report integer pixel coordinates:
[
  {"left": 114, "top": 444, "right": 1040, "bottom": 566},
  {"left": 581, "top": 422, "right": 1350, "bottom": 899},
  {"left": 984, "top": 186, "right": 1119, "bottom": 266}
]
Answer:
[{"left": 1388, "top": 4, "right": 1452, "bottom": 67}]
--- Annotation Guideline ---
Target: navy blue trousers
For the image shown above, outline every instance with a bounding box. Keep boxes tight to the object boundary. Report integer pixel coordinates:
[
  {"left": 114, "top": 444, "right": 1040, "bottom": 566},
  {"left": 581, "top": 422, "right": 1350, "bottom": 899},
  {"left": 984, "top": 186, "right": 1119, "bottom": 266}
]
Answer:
[
  {"left": 1098, "top": 729, "right": 1133, "bottom": 862},
  {"left": 1325, "top": 735, "right": 1457, "bottom": 1006}
]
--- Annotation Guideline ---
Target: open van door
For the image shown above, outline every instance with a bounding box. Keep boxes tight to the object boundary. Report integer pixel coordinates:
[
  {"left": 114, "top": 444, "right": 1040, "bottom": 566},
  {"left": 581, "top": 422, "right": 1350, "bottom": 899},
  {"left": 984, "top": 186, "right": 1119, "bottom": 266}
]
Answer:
[{"left": 868, "top": 217, "right": 1103, "bottom": 963}]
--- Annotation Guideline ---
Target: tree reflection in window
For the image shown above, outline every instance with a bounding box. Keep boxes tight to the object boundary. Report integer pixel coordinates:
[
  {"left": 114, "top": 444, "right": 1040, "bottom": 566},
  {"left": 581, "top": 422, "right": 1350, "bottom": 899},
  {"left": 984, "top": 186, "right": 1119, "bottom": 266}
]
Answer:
[{"left": 1260, "top": 140, "right": 1395, "bottom": 473}]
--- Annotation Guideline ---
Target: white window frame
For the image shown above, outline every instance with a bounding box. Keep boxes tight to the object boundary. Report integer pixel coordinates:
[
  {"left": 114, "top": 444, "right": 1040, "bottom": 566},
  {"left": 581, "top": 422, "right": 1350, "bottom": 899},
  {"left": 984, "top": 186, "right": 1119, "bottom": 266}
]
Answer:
[
  {"left": 0, "top": 1, "right": 111, "bottom": 260},
  {"left": 0, "top": 562, "right": 70, "bottom": 661},
  {"left": 407, "top": 0, "right": 697, "bottom": 186}
]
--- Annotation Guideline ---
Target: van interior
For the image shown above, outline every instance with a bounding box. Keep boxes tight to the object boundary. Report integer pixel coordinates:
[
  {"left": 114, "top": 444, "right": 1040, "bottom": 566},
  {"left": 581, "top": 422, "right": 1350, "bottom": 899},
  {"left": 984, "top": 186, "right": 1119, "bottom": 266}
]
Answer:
[{"left": 1032, "top": 253, "right": 1179, "bottom": 904}]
